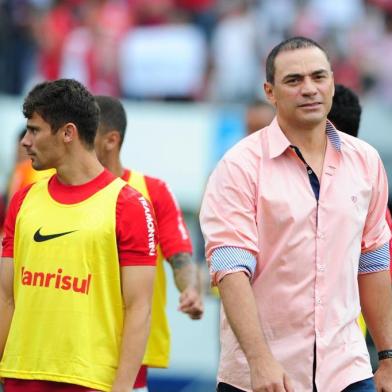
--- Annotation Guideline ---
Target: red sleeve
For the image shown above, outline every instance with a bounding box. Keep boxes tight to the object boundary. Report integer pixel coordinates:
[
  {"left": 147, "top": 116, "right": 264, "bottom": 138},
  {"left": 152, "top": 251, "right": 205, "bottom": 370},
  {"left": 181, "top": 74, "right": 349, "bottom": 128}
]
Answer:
[
  {"left": 116, "top": 185, "right": 158, "bottom": 267},
  {"left": 145, "top": 176, "right": 192, "bottom": 259},
  {"left": 1, "top": 184, "right": 34, "bottom": 258}
]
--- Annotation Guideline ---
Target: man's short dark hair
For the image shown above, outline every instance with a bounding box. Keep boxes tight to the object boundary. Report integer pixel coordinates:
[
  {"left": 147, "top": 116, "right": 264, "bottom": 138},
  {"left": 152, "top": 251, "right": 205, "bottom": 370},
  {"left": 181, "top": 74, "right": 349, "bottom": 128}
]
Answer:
[
  {"left": 23, "top": 79, "right": 99, "bottom": 149},
  {"left": 266, "top": 36, "right": 329, "bottom": 84},
  {"left": 328, "top": 84, "right": 362, "bottom": 137},
  {"left": 95, "top": 95, "right": 127, "bottom": 146}
]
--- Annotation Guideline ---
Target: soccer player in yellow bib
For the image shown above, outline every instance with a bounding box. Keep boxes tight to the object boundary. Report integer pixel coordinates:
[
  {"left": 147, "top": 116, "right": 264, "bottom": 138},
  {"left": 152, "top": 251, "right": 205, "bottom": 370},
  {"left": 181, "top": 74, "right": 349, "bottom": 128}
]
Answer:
[
  {"left": 94, "top": 95, "right": 204, "bottom": 391},
  {"left": 0, "top": 79, "right": 158, "bottom": 392}
]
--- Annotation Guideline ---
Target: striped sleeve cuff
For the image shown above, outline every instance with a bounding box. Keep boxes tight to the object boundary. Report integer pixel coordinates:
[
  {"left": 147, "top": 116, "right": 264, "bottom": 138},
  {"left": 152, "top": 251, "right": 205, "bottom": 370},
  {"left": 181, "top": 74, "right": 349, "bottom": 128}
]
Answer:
[
  {"left": 210, "top": 246, "right": 257, "bottom": 277},
  {"left": 359, "top": 243, "right": 390, "bottom": 274}
]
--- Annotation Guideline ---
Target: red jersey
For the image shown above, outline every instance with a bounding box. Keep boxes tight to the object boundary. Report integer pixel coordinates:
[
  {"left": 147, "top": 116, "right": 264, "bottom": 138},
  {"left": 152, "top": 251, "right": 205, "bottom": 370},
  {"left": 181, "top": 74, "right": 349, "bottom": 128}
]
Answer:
[{"left": 122, "top": 169, "right": 192, "bottom": 259}]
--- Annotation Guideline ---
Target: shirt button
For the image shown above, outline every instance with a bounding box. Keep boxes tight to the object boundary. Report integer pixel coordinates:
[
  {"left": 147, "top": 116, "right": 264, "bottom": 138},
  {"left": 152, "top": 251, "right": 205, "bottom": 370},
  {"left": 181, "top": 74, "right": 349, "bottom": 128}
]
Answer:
[
  {"left": 316, "top": 297, "right": 322, "bottom": 305},
  {"left": 308, "top": 169, "right": 313, "bottom": 175},
  {"left": 317, "top": 232, "right": 324, "bottom": 239},
  {"left": 318, "top": 264, "right": 325, "bottom": 272}
]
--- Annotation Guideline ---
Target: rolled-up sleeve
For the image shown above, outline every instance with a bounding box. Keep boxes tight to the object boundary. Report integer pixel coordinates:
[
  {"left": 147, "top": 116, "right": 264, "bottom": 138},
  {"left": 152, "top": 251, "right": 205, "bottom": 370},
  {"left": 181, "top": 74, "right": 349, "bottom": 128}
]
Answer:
[
  {"left": 199, "top": 146, "right": 259, "bottom": 285},
  {"left": 359, "top": 152, "right": 391, "bottom": 274}
]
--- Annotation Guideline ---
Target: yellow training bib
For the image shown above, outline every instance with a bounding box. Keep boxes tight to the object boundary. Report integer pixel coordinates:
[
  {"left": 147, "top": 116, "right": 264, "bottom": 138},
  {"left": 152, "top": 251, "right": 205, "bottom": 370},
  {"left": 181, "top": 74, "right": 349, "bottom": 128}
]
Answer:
[{"left": 0, "top": 177, "right": 126, "bottom": 391}]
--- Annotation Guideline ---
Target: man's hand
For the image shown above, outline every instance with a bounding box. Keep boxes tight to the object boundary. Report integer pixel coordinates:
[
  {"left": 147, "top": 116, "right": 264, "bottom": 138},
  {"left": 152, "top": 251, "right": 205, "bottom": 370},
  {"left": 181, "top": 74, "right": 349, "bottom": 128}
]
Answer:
[
  {"left": 218, "top": 272, "right": 294, "bottom": 392},
  {"left": 178, "top": 286, "right": 204, "bottom": 320},
  {"left": 374, "top": 359, "right": 392, "bottom": 392},
  {"left": 250, "top": 356, "right": 294, "bottom": 392}
]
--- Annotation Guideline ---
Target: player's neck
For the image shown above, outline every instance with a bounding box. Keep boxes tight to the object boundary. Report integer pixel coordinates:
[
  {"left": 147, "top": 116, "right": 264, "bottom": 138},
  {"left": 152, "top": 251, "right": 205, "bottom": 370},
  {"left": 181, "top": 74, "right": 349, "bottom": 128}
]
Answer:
[
  {"left": 55, "top": 150, "right": 104, "bottom": 185},
  {"left": 105, "top": 154, "right": 123, "bottom": 178}
]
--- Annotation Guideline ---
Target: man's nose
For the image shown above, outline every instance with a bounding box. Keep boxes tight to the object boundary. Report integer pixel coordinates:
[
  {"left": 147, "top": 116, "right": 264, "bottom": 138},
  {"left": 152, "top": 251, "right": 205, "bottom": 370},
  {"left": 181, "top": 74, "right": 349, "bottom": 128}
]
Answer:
[
  {"left": 21, "top": 132, "right": 31, "bottom": 148},
  {"left": 301, "top": 77, "right": 317, "bottom": 95}
]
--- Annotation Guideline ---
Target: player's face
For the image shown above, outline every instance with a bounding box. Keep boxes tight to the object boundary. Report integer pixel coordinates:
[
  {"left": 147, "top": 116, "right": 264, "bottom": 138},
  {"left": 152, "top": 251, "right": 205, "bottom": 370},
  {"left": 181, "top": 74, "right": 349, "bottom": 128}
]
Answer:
[
  {"left": 22, "top": 112, "right": 63, "bottom": 170},
  {"left": 94, "top": 127, "right": 109, "bottom": 167},
  {"left": 264, "top": 47, "right": 334, "bottom": 130}
]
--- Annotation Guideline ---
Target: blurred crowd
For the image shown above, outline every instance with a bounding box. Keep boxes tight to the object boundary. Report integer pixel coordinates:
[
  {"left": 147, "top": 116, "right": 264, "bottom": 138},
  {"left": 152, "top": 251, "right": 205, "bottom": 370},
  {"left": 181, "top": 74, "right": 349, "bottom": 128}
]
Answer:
[{"left": 2, "top": 0, "right": 392, "bottom": 103}]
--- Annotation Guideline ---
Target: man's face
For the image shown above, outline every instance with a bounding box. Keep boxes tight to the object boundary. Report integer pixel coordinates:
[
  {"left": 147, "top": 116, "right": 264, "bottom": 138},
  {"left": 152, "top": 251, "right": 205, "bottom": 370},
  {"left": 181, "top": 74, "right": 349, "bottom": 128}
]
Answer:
[
  {"left": 264, "top": 47, "right": 334, "bottom": 129},
  {"left": 22, "top": 112, "right": 63, "bottom": 170}
]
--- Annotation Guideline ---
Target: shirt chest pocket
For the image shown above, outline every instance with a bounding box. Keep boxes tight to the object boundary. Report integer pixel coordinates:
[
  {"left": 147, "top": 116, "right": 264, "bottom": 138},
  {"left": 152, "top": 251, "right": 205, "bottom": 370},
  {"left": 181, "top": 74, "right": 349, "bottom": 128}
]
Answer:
[{"left": 324, "top": 175, "right": 372, "bottom": 230}]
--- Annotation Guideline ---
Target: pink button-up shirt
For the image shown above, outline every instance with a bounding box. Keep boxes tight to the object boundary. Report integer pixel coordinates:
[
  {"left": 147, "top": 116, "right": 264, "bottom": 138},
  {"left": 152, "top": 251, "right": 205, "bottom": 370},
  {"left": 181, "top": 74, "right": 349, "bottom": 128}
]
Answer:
[{"left": 200, "top": 118, "right": 391, "bottom": 391}]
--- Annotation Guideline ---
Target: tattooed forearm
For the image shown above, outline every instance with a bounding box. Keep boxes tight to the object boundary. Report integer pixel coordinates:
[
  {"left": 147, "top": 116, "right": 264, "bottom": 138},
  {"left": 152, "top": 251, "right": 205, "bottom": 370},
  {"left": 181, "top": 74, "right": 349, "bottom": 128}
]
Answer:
[{"left": 168, "top": 252, "right": 198, "bottom": 292}]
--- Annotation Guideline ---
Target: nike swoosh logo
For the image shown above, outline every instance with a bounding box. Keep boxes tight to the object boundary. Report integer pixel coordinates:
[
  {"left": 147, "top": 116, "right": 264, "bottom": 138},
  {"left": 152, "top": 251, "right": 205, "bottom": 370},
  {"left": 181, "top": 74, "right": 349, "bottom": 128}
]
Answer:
[{"left": 33, "top": 227, "right": 77, "bottom": 242}]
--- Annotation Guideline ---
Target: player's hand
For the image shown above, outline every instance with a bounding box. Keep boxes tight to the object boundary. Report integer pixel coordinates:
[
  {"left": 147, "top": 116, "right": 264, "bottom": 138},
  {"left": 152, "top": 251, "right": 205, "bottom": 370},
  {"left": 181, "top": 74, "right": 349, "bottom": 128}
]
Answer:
[
  {"left": 178, "top": 286, "right": 204, "bottom": 320},
  {"left": 374, "top": 358, "right": 392, "bottom": 391},
  {"left": 250, "top": 356, "right": 294, "bottom": 392}
]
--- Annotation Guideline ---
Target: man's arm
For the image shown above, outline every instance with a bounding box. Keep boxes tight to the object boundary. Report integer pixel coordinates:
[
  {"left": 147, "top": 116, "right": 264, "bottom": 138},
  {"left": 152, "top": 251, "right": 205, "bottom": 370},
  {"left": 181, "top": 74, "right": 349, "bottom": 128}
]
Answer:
[
  {"left": 218, "top": 272, "right": 293, "bottom": 392},
  {"left": 168, "top": 252, "right": 203, "bottom": 320},
  {"left": 111, "top": 265, "right": 155, "bottom": 392},
  {"left": 358, "top": 270, "right": 392, "bottom": 391},
  {"left": 0, "top": 258, "right": 14, "bottom": 359}
]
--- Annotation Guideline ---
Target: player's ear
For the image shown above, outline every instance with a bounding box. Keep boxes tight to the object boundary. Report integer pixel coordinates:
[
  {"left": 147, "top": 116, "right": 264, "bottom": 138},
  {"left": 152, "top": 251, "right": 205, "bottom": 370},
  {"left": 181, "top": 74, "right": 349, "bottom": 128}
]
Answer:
[
  {"left": 105, "top": 131, "right": 121, "bottom": 151},
  {"left": 331, "top": 72, "right": 335, "bottom": 97},
  {"left": 62, "top": 123, "right": 77, "bottom": 144}
]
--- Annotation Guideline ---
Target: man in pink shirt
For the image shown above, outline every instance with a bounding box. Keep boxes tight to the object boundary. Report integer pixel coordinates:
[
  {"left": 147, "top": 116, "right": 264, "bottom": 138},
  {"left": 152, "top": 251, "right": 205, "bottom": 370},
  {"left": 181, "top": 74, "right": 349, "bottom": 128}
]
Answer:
[{"left": 200, "top": 37, "right": 392, "bottom": 392}]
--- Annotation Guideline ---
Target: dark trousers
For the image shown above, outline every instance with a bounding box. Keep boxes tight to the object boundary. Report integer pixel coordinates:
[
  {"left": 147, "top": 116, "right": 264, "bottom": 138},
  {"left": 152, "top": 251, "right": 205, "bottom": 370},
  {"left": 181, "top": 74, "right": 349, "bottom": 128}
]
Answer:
[
  {"left": 342, "top": 377, "right": 376, "bottom": 392},
  {"left": 217, "top": 377, "right": 376, "bottom": 392},
  {"left": 217, "top": 383, "right": 244, "bottom": 392}
]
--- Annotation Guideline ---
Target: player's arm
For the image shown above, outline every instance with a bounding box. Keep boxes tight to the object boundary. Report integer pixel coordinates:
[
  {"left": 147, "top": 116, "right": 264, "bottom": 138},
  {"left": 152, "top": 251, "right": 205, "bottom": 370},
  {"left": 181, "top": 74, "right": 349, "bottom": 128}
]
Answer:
[
  {"left": 111, "top": 265, "right": 155, "bottom": 392},
  {"left": 112, "top": 186, "right": 158, "bottom": 390},
  {"left": 168, "top": 252, "right": 203, "bottom": 320},
  {"left": 147, "top": 177, "right": 203, "bottom": 320},
  {"left": 0, "top": 258, "right": 14, "bottom": 359}
]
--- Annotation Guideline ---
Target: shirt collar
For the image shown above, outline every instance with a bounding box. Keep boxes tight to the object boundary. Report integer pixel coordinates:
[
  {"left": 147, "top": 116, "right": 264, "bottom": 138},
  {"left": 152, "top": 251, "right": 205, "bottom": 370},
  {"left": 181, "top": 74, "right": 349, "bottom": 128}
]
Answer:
[
  {"left": 325, "top": 119, "right": 341, "bottom": 151},
  {"left": 267, "top": 118, "right": 341, "bottom": 159}
]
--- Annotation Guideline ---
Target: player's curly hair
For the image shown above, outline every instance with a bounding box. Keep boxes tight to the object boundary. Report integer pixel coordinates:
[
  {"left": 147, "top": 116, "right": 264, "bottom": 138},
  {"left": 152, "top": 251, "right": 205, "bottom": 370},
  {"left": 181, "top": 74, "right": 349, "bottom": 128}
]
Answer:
[
  {"left": 328, "top": 84, "right": 362, "bottom": 137},
  {"left": 23, "top": 79, "right": 99, "bottom": 149}
]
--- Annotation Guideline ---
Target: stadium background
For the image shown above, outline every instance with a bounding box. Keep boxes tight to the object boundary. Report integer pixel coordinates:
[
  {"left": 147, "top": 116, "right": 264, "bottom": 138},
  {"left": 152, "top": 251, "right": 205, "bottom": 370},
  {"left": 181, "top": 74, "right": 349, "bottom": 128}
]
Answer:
[{"left": 1, "top": 0, "right": 392, "bottom": 391}]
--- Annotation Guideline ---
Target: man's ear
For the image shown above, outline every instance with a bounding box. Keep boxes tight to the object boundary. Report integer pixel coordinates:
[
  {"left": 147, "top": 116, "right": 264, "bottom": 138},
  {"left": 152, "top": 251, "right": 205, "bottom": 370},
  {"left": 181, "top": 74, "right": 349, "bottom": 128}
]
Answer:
[
  {"left": 104, "top": 131, "right": 121, "bottom": 151},
  {"left": 63, "top": 123, "right": 77, "bottom": 144},
  {"left": 264, "top": 82, "right": 276, "bottom": 107},
  {"left": 331, "top": 72, "right": 335, "bottom": 97}
]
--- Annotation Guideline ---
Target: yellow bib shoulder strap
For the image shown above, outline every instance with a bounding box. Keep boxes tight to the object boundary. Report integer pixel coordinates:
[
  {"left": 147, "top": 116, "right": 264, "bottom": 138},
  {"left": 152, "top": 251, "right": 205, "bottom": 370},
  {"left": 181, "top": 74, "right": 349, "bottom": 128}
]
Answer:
[{"left": 129, "top": 170, "right": 150, "bottom": 202}]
